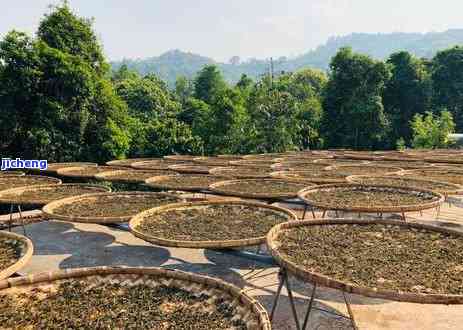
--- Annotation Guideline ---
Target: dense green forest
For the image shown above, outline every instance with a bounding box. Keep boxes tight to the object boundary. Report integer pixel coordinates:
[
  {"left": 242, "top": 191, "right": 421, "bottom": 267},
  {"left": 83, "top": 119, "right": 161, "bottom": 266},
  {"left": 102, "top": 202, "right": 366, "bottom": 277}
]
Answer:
[
  {"left": 112, "top": 30, "right": 463, "bottom": 86},
  {"left": 0, "top": 4, "right": 462, "bottom": 163}
]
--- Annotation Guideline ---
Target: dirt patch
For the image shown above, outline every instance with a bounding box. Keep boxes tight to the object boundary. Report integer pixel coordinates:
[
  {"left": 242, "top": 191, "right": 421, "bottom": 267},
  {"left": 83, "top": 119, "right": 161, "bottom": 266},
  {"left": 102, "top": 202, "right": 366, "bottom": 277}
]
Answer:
[
  {"left": 137, "top": 204, "right": 289, "bottom": 241},
  {"left": 0, "top": 281, "right": 249, "bottom": 329},
  {"left": 275, "top": 223, "right": 463, "bottom": 295}
]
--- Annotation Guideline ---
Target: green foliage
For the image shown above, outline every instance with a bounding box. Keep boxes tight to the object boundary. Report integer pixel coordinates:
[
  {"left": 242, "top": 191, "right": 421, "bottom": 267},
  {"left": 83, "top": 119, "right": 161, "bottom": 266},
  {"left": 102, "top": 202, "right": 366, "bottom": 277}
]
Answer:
[
  {"left": 411, "top": 110, "right": 456, "bottom": 149},
  {"left": 383, "top": 51, "right": 432, "bottom": 145},
  {"left": 111, "top": 30, "right": 463, "bottom": 86},
  {"left": 322, "top": 47, "right": 390, "bottom": 150},
  {"left": 194, "top": 65, "right": 227, "bottom": 104},
  {"left": 174, "top": 76, "right": 193, "bottom": 104},
  {"left": 431, "top": 46, "right": 463, "bottom": 129},
  {"left": 396, "top": 137, "right": 406, "bottom": 151},
  {"left": 37, "top": 2, "right": 108, "bottom": 75}
]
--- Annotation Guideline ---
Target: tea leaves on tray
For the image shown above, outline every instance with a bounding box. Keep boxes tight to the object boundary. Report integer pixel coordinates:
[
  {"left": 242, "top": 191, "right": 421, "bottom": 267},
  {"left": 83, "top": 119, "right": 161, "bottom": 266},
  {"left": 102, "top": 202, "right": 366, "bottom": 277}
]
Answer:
[
  {"left": 137, "top": 204, "right": 289, "bottom": 241},
  {"left": 0, "top": 281, "right": 249, "bottom": 329},
  {"left": 0, "top": 238, "right": 21, "bottom": 272},
  {"left": 276, "top": 224, "right": 463, "bottom": 295}
]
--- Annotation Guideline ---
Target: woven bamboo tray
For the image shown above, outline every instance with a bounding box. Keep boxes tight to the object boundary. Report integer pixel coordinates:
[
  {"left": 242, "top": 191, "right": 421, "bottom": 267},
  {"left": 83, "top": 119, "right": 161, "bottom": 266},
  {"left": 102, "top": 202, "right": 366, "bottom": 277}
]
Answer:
[
  {"left": 326, "top": 164, "right": 404, "bottom": 176},
  {"left": 163, "top": 154, "right": 198, "bottom": 161},
  {"left": 0, "top": 184, "right": 110, "bottom": 207},
  {"left": 0, "top": 230, "right": 33, "bottom": 280},
  {"left": 94, "top": 169, "right": 172, "bottom": 184},
  {"left": 270, "top": 170, "right": 348, "bottom": 184},
  {"left": 0, "top": 175, "right": 62, "bottom": 193},
  {"left": 168, "top": 164, "right": 217, "bottom": 174},
  {"left": 209, "top": 167, "right": 273, "bottom": 179},
  {"left": 130, "top": 200, "right": 298, "bottom": 249},
  {"left": 131, "top": 159, "right": 186, "bottom": 170},
  {"left": 42, "top": 192, "right": 183, "bottom": 224},
  {"left": 267, "top": 219, "right": 463, "bottom": 304},
  {"left": 229, "top": 160, "right": 276, "bottom": 168},
  {"left": 39, "top": 162, "right": 97, "bottom": 174},
  {"left": 0, "top": 171, "right": 25, "bottom": 177},
  {"left": 192, "top": 156, "right": 234, "bottom": 166},
  {"left": 56, "top": 166, "right": 126, "bottom": 179},
  {"left": 145, "top": 174, "right": 224, "bottom": 192},
  {"left": 0, "top": 266, "right": 271, "bottom": 329},
  {"left": 209, "top": 179, "right": 316, "bottom": 200},
  {"left": 106, "top": 157, "right": 158, "bottom": 167},
  {"left": 297, "top": 183, "right": 444, "bottom": 213},
  {"left": 402, "top": 168, "right": 463, "bottom": 185},
  {"left": 346, "top": 175, "right": 463, "bottom": 196}
]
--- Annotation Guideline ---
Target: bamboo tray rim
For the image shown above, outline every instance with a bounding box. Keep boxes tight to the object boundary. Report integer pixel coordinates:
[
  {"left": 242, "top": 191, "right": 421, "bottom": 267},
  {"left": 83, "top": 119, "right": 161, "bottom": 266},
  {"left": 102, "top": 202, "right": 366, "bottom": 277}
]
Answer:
[
  {"left": 42, "top": 191, "right": 183, "bottom": 224},
  {"left": 129, "top": 199, "right": 298, "bottom": 249},
  {"left": 0, "top": 266, "right": 271, "bottom": 329},
  {"left": 209, "top": 178, "right": 316, "bottom": 200},
  {"left": 346, "top": 175, "right": 463, "bottom": 196},
  {"left": 297, "top": 183, "right": 445, "bottom": 213},
  {"left": 0, "top": 183, "right": 111, "bottom": 206},
  {"left": 267, "top": 218, "right": 463, "bottom": 304},
  {"left": 0, "top": 230, "right": 33, "bottom": 281}
]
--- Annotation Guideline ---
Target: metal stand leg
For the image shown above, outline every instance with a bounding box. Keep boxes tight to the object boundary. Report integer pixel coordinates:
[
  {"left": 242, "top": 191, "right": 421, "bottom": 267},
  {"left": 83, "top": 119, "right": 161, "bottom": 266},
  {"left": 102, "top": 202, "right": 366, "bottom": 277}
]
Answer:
[
  {"left": 7, "top": 204, "right": 27, "bottom": 236},
  {"left": 270, "top": 267, "right": 358, "bottom": 330},
  {"left": 302, "top": 205, "right": 308, "bottom": 220},
  {"left": 321, "top": 210, "right": 326, "bottom": 218},
  {"left": 18, "top": 205, "right": 26, "bottom": 236},
  {"left": 311, "top": 207, "right": 316, "bottom": 219}
]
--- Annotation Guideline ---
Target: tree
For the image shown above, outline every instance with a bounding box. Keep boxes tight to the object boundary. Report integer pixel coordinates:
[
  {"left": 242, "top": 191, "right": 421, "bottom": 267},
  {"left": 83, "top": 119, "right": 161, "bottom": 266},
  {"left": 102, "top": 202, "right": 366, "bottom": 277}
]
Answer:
[
  {"left": 383, "top": 51, "right": 432, "bottom": 146},
  {"left": 175, "top": 75, "right": 193, "bottom": 104},
  {"left": 37, "top": 2, "right": 108, "bottom": 75},
  {"left": 322, "top": 47, "right": 390, "bottom": 150},
  {"left": 0, "top": 3, "right": 131, "bottom": 162},
  {"left": 411, "top": 110, "right": 455, "bottom": 149},
  {"left": 431, "top": 46, "right": 463, "bottom": 130},
  {"left": 193, "top": 65, "right": 227, "bottom": 104}
]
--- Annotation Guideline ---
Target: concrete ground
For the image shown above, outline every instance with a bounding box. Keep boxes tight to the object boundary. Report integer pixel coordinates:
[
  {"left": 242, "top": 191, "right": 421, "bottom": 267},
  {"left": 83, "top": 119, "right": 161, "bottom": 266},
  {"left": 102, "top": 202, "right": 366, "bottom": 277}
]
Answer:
[{"left": 6, "top": 197, "right": 463, "bottom": 330}]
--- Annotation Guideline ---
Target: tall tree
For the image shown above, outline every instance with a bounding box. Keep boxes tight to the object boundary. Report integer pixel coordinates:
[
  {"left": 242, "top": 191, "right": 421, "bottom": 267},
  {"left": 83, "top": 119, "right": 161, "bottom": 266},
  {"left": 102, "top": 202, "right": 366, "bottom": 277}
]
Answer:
[
  {"left": 431, "top": 46, "right": 463, "bottom": 130},
  {"left": 193, "top": 65, "right": 227, "bottom": 104},
  {"left": 383, "top": 51, "right": 432, "bottom": 146},
  {"left": 322, "top": 47, "right": 390, "bottom": 150}
]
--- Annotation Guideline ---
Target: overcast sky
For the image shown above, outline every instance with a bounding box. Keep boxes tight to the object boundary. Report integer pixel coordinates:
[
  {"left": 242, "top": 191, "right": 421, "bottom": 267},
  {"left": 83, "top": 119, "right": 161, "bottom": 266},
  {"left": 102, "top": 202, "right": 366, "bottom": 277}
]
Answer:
[{"left": 1, "top": 0, "right": 462, "bottom": 62}]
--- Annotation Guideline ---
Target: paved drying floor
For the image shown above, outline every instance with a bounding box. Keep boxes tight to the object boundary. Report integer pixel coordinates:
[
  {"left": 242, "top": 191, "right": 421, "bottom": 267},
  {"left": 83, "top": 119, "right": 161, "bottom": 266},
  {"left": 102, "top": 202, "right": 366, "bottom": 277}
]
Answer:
[{"left": 7, "top": 197, "right": 463, "bottom": 329}]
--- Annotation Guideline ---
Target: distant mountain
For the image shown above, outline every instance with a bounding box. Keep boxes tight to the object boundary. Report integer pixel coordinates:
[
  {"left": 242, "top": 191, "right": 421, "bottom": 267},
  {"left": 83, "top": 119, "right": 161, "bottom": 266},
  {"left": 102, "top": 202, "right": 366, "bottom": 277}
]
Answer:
[{"left": 111, "top": 29, "right": 463, "bottom": 86}]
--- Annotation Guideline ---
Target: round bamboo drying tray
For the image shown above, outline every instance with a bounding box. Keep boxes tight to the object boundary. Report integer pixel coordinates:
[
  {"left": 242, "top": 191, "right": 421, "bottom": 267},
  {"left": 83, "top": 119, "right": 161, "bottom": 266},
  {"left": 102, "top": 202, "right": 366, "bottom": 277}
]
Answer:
[
  {"left": 42, "top": 192, "right": 183, "bottom": 224},
  {"left": 0, "top": 175, "right": 62, "bottom": 193},
  {"left": 270, "top": 161, "right": 327, "bottom": 171},
  {"left": 229, "top": 159, "right": 276, "bottom": 168},
  {"left": 95, "top": 169, "right": 172, "bottom": 184},
  {"left": 0, "top": 171, "right": 25, "bottom": 177},
  {"left": 0, "top": 266, "right": 271, "bottom": 329},
  {"left": 270, "top": 170, "right": 348, "bottom": 184},
  {"left": 168, "top": 164, "right": 217, "bottom": 174},
  {"left": 402, "top": 168, "right": 463, "bottom": 185},
  {"left": 0, "top": 184, "right": 110, "bottom": 207},
  {"left": 0, "top": 230, "right": 33, "bottom": 280},
  {"left": 192, "top": 157, "right": 234, "bottom": 166},
  {"left": 209, "top": 166, "right": 273, "bottom": 179},
  {"left": 267, "top": 219, "right": 463, "bottom": 304},
  {"left": 130, "top": 200, "right": 298, "bottom": 249},
  {"left": 297, "top": 184, "right": 444, "bottom": 213},
  {"left": 163, "top": 155, "right": 197, "bottom": 161},
  {"left": 346, "top": 175, "right": 463, "bottom": 196},
  {"left": 209, "top": 179, "right": 316, "bottom": 200},
  {"left": 56, "top": 166, "right": 126, "bottom": 179},
  {"left": 326, "top": 164, "right": 404, "bottom": 176},
  {"left": 131, "top": 159, "right": 186, "bottom": 170},
  {"left": 145, "top": 175, "right": 224, "bottom": 192},
  {"left": 40, "top": 162, "right": 97, "bottom": 174},
  {"left": 106, "top": 157, "right": 158, "bottom": 167}
]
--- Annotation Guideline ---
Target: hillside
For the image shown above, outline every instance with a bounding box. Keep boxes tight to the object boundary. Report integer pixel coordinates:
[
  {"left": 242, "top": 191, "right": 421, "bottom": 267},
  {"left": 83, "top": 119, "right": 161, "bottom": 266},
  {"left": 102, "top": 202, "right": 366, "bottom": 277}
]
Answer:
[{"left": 111, "top": 29, "right": 463, "bottom": 86}]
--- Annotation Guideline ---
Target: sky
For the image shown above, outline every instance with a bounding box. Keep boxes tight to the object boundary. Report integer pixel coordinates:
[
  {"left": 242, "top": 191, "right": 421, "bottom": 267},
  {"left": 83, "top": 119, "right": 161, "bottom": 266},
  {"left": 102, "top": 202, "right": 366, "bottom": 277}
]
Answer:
[{"left": 1, "top": 0, "right": 462, "bottom": 62}]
